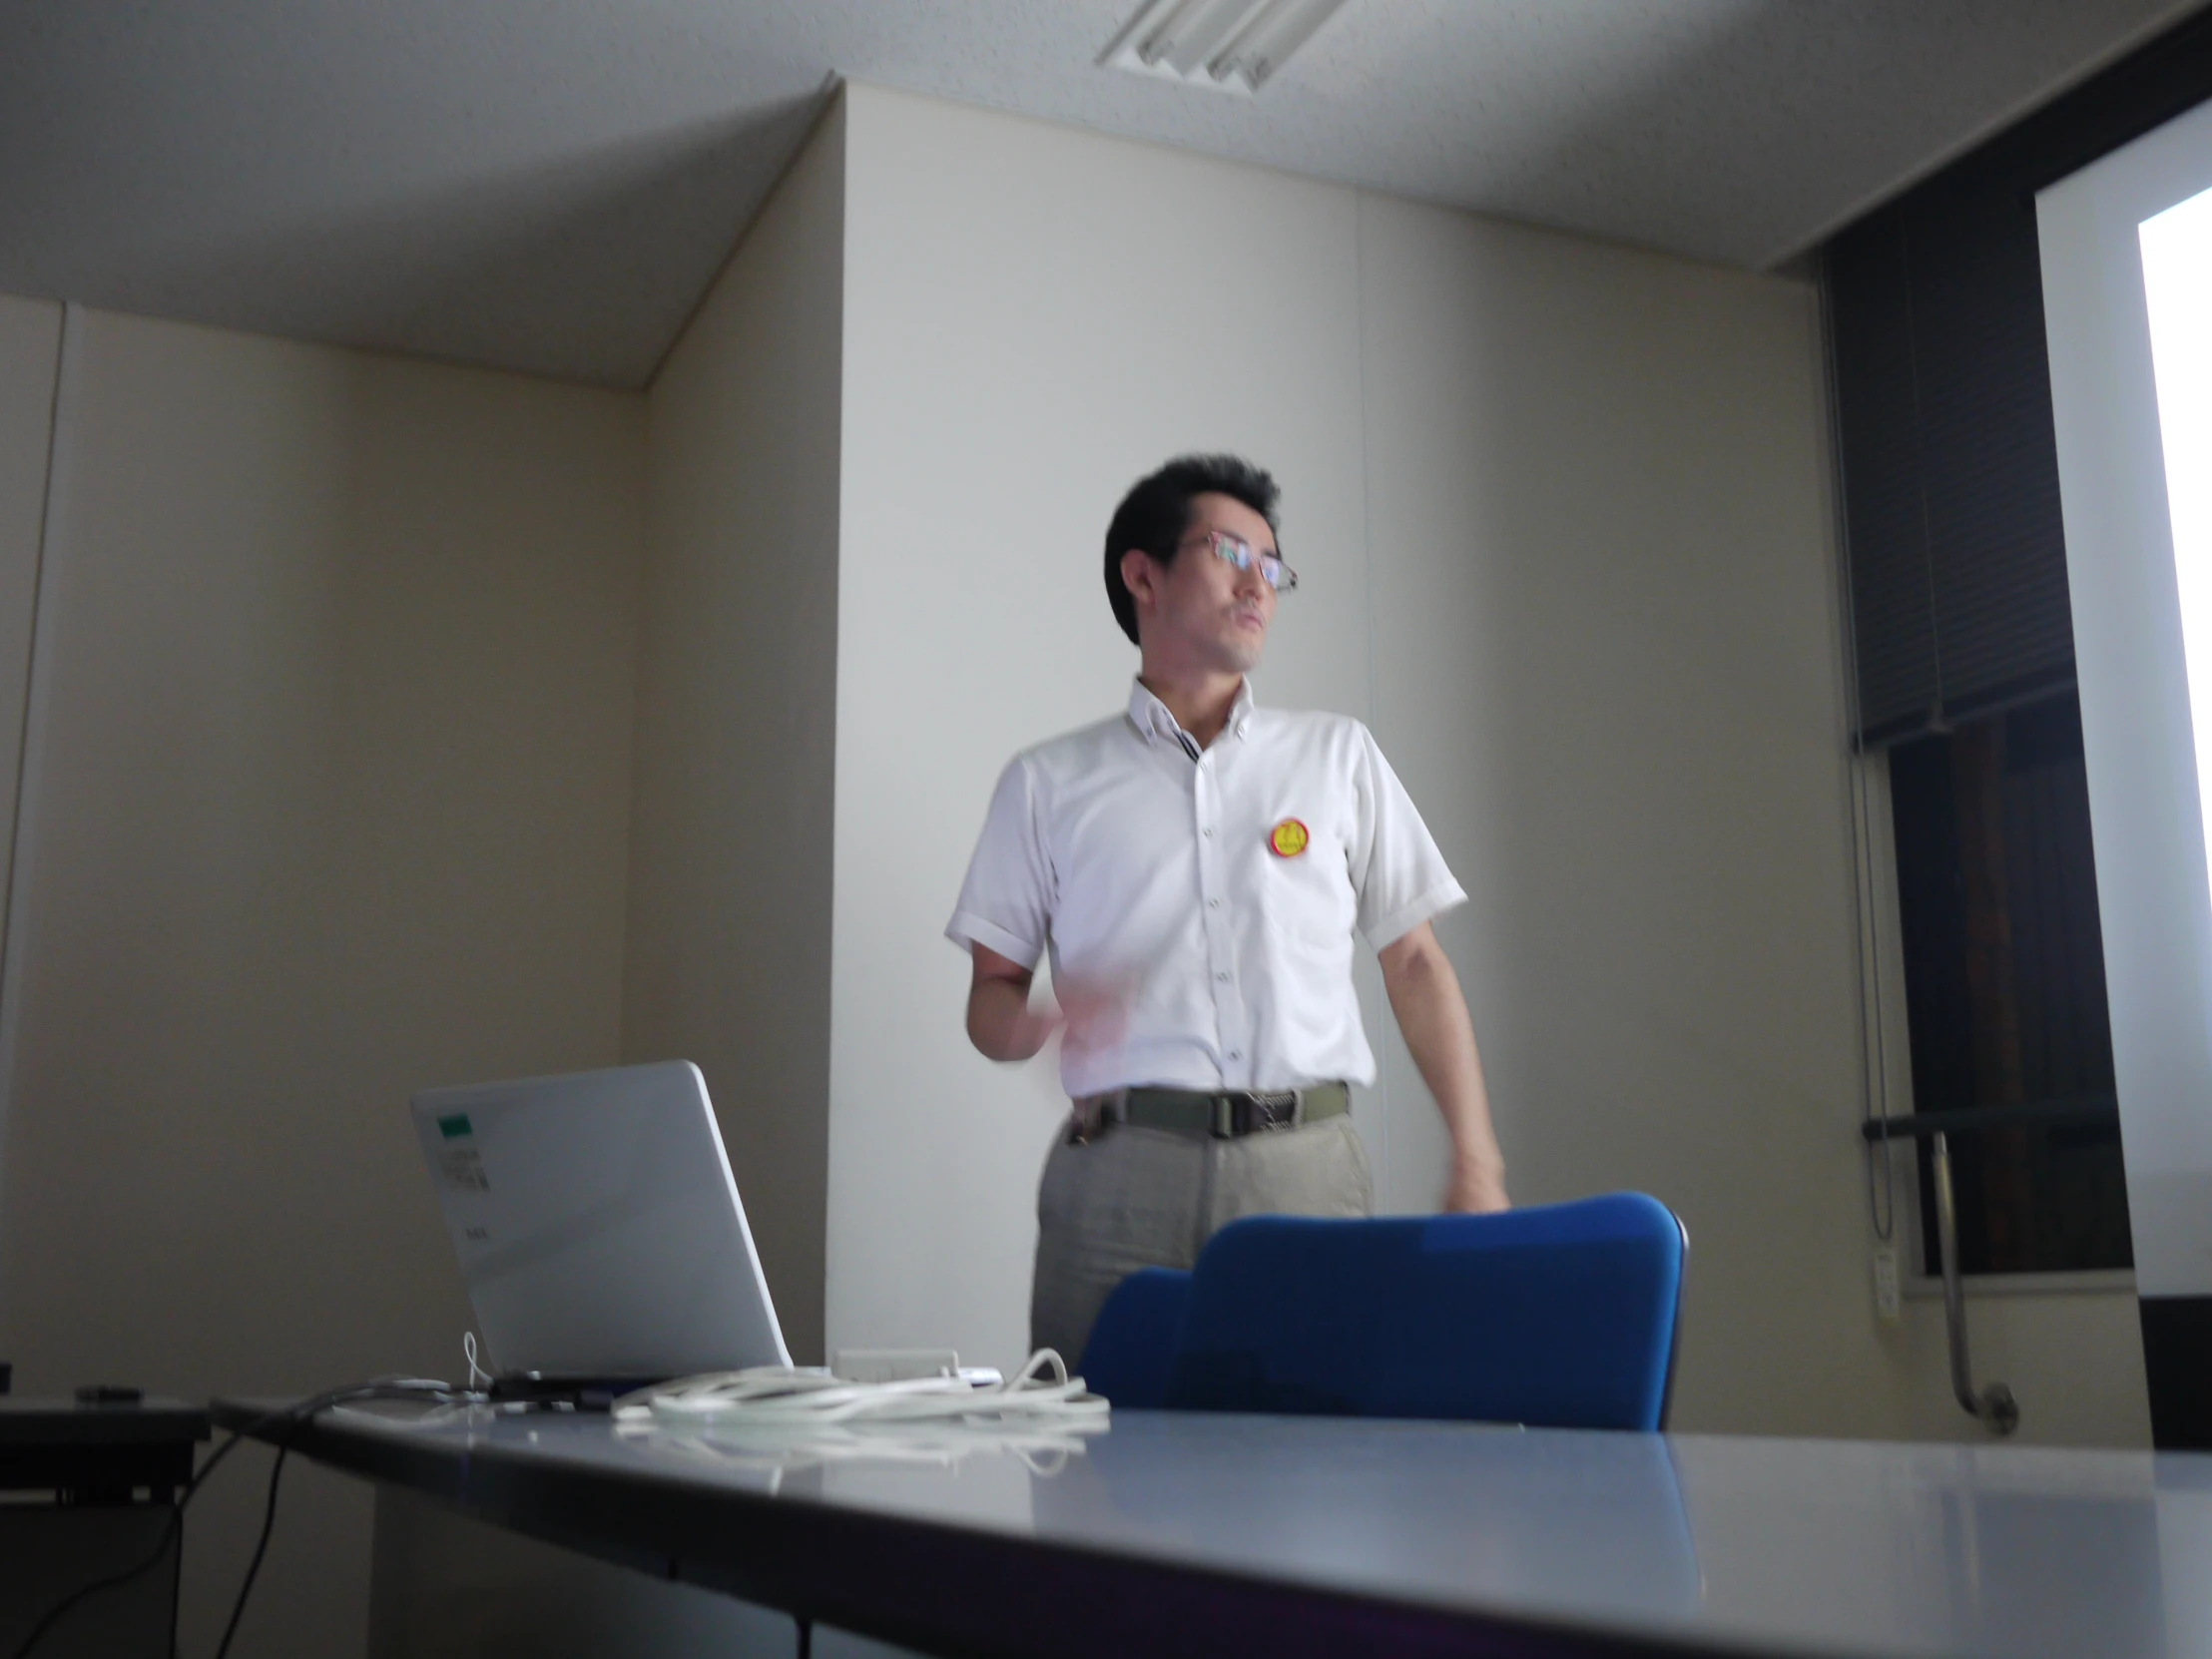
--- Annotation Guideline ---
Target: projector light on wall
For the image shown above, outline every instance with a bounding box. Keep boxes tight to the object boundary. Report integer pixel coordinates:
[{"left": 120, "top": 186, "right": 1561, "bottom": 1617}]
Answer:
[
  {"left": 2140, "top": 183, "right": 2212, "bottom": 908},
  {"left": 1100, "top": 0, "right": 1350, "bottom": 95}
]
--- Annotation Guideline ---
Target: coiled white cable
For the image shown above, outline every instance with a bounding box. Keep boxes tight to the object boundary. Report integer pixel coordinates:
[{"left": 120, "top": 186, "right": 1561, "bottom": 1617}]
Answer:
[
  {"left": 462, "top": 1332, "right": 492, "bottom": 1393},
  {"left": 613, "top": 1349, "right": 1108, "bottom": 1429},
  {"left": 627, "top": 1418, "right": 1100, "bottom": 1479}
]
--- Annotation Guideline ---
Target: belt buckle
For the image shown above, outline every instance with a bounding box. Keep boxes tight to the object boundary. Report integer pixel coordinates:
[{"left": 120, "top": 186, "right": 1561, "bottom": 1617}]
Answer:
[{"left": 1220, "top": 1091, "right": 1301, "bottom": 1137}]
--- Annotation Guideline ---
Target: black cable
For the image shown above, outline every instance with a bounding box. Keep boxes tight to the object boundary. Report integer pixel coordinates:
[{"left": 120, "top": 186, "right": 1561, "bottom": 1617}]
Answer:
[
  {"left": 212, "top": 1438, "right": 291, "bottom": 1659},
  {"left": 203, "top": 1385, "right": 475, "bottom": 1657},
  {"left": 7, "top": 1461, "right": 191, "bottom": 1659},
  {"left": 6, "top": 1382, "right": 473, "bottom": 1659},
  {"left": 4, "top": 1407, "right": 274, "bottom": 1659}
]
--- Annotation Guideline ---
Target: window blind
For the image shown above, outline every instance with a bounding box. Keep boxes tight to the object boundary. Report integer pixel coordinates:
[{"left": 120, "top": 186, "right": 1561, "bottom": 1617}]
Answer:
[{"left": 1824, "top": 7, "right": 2212, "bottom": 750}]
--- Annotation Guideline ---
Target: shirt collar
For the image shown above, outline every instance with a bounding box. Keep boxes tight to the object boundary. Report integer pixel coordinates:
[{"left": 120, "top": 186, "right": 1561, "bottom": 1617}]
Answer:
[{"left": 1126, "top": 678, "right": 1256, "bottom": 747}]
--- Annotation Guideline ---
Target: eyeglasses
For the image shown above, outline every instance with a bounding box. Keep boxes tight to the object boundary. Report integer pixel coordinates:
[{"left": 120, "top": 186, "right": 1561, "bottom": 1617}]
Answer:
[{"left": 1196, "top": 529, "right": 1299, "bottom": 592}]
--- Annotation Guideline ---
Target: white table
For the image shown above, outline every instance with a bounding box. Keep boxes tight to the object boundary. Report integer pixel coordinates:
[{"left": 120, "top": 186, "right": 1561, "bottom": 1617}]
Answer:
[{"left": 218, "top": 1397, "right": 2212, "bottom": 1658}]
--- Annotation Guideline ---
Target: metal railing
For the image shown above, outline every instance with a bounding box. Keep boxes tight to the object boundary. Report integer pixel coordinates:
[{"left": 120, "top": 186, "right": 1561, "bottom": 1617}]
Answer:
[{"left": 1859, "top": 1097, "right": 2121, "bottom": 1436}]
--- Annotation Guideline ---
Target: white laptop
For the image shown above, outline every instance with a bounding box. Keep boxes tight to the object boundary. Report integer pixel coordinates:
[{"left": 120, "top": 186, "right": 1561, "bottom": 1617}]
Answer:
[{"left": 410, "top": 1061, "right": 792, "bottom": 1384}]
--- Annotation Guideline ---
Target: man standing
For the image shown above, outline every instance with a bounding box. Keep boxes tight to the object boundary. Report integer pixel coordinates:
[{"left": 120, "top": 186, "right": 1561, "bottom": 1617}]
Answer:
[{"left": 947, "top": 455, "right": 1509, "bottom": 1363}]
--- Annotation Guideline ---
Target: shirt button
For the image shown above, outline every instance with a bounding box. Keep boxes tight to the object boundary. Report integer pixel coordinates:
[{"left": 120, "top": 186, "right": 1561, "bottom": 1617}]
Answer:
[
  {"left": 1216, "top": 971, "right": 1230, "bottom": 982},
  {"left": 1228, "top": 1050, "right": 1241, "bottom": 1061},
  {"left": 1203, "top": 828, "right": 1215, "bottom": 838},
  {"left": 1209, "top": 898, "right": 1221, "bottom": 908}
]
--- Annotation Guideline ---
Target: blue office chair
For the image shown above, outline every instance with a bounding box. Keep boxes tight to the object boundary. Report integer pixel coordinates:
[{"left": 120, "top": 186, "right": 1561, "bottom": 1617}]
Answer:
[
  {"left": 1163, "top": 1193, "right": 1688, "bottom": 1430},
  {"left": 1077, "top": 1266, "right": 1194, "bottom": 1407}
]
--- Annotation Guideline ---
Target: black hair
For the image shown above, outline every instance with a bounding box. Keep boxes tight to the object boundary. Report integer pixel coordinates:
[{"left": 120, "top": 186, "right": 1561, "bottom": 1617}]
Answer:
[{"left": 1102, "top": 454, "right": 1281, "bottom": 646}]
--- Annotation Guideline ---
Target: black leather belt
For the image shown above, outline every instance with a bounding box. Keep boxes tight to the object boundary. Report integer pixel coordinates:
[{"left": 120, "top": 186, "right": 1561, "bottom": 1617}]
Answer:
[{"left": 1069, "top": 1081, "right": 1351, "bottom": 1143}]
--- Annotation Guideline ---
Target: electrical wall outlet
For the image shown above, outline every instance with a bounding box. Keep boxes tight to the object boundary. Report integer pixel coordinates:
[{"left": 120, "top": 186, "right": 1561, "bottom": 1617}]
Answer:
[{"left": 1873, "top": 1245, "right": 1902, "bottom": 1323}]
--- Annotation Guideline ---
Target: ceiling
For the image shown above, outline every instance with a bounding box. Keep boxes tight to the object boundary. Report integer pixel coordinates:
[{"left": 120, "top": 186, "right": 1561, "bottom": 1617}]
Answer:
[{"left": 1, "top": 0, "right": 2202, "bottom": 388}]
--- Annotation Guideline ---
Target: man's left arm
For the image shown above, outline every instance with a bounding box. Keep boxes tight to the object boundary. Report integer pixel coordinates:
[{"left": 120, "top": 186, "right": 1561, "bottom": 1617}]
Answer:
[{"left": 1378, "top": 920, "right": 1509, "bottom": 1214}]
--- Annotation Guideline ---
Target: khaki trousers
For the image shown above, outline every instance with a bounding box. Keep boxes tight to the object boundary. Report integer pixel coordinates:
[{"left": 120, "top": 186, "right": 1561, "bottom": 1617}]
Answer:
[{"left": 1029, "top": 1114, "right": 1374, "bottom": 1364}]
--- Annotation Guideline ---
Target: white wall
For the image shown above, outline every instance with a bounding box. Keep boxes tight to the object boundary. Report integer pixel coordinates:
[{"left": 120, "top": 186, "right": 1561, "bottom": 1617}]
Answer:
[
  {"left": 830, "top": 85, "right": 1376, "bottom": 1370},
  {"left": 624, "top": 100, "right": 845, "bottom": 1365},
  {"left": 823, "top": 85, "right": 2148, "bottom": 1446},
  {"left": 1894, "top": 1284, "right": 2150, "bottom": 1441},
  {"left": 829, "top": 84, "right": 1839, "bottom": 1421},
  {"left": 0, "top": 296, "right": 62, "bottom": 965},
  {"left": 1354, "top": 193, "right": 1866, "bottom": 1431},
  {"left": 0, "top": 305, "right": 645, "bottom": 1657}
]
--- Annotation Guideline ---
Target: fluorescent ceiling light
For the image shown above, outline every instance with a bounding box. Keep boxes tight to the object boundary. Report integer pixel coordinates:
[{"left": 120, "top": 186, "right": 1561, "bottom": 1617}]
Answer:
[{"left": 1100, "top": 0, "right": 1350, "bottom": 95}]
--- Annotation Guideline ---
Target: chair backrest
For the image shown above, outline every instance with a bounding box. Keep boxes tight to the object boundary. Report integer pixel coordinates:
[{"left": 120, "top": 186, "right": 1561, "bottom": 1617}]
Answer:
[
  {"left": 1163, "top": 1194, "right": 1687, "bottom": 1430},
  {"left": 1078, "top": 1267, "right": 1194, "bottom": 1408}
]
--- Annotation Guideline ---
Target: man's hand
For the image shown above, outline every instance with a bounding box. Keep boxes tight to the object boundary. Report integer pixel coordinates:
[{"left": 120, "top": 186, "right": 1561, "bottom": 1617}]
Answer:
[
  {"left": 1379, "top": 921, "right": 1510, "bottom": 1214},
  {"left": 965, "top": 944, "right": 1129, "bottom": 1062},
  {"left": 966, "top": 945, "right": 1055, "bottom": 1060},
  {"left": 1444, "top": 1152, "right": 1511, "bottom": 1215}
]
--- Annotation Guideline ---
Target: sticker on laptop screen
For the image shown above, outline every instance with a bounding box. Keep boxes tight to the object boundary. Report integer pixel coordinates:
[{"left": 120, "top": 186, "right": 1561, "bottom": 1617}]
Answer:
[{"left": 440, "top": 1148, "right": 490, "bottom": 1192}]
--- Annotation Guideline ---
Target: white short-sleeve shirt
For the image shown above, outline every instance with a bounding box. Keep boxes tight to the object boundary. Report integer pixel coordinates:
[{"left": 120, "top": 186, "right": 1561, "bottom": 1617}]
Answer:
[{"left": 947, "top": 679, "right": 1465, "bottom": 1098}]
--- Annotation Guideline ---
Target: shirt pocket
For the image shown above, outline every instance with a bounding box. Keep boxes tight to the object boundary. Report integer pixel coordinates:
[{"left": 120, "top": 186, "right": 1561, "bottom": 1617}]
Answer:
[{"left": 1256, "top": 820, "right": 1356, "bottom": 951}]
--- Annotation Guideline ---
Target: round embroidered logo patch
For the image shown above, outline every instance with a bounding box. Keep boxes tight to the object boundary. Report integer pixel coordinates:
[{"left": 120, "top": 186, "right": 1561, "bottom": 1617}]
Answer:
[{"left": 1268, "top": 819, "right": 1311, "bottom": 858}]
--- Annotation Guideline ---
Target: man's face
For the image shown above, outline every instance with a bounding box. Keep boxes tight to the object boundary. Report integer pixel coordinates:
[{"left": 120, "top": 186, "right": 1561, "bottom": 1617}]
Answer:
[{"left": 1130, "top": 491, "right": 1279, "bottom": 674}]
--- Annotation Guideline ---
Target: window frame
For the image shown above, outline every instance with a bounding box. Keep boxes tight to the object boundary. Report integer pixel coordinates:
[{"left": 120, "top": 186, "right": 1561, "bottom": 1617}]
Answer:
[{"left": 1852, "top": 744, "right": 2136, "bottom": 1291}]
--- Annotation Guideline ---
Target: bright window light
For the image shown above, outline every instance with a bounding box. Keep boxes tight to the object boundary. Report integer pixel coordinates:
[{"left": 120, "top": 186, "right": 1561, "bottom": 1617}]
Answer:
[{"left": 2141, "top": 183, "right": 2212, "bottom": 899}]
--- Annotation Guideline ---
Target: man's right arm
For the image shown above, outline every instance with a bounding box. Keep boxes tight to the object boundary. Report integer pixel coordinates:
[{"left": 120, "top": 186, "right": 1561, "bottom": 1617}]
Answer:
[
  {"left": 952, "top": 756, "right": 1059, "bottom": 1061},
  {"left": 966, "top": 944, "right": 1058, "bottom": 1061}
]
